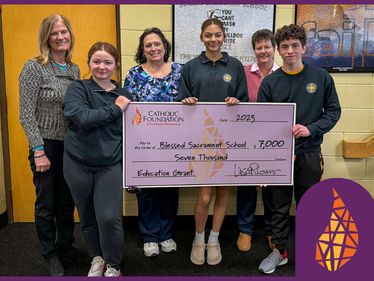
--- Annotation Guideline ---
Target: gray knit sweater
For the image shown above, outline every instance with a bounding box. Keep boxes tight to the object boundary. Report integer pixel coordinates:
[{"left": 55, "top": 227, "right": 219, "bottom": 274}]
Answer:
[{"left": 19, "top": 59, "right": 80, "bottom": 148}]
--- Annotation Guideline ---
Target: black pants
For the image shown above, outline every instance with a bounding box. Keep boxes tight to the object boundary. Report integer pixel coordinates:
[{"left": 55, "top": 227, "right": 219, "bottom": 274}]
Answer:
[
  {"left": 270, "top": 152, "right": 324, "bottom": 249},
  {"left": 136, "top": 188, "right": 179, "bottom": 243},
  {"left": 63, "top": 152, "right": 124, "bottom": 268},
  {"left": 29, "top": 139, "right": 75, "bottom": 258}
]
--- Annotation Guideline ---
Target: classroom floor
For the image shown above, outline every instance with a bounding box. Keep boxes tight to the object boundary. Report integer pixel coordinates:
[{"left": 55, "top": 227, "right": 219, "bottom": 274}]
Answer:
[{"left": 0, "top": 216, "right": 295, "bottom": 276}]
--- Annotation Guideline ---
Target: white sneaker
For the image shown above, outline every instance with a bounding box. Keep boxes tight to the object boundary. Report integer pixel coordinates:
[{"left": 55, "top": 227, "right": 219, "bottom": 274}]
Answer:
[
  {"left": 88, "top": 256, "right": 105, "bottom": 277},
  {"left": 104, "top": 265, "right": 122, "bottom": 277},
  {"left": 160, "top": 239, "right": 177, "bottom": 253},
  {"left": 143, "top": 242, "right": 159, "bottom": 257}
]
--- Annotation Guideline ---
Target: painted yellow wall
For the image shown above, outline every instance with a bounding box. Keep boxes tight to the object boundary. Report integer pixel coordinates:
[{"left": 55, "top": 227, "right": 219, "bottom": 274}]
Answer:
[
  {"left": 120, "top": 4, "right": 374, "bottom": 216},
  {"left": 0, "top": 6, "right": 6, "bottom": 215},
  {"left": 0, "top": 121, "right": 5, "bottom": 214}
]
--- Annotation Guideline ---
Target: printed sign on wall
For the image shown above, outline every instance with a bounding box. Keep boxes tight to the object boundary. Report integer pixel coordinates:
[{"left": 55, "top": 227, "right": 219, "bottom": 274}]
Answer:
[{"left": 173, "top": 4, "right": 275, "bottom": 65}]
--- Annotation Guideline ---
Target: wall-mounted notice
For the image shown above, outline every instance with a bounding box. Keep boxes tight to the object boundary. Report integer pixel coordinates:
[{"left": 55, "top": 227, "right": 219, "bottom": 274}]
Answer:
[{"left": 173, "top": 4, "right": 275, "bottom": 65}]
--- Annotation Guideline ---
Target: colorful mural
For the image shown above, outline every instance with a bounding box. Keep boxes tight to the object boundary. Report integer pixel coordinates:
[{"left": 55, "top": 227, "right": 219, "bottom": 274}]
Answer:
[{"left": 296, "top": 4, "right": 374, "bottom": 72}]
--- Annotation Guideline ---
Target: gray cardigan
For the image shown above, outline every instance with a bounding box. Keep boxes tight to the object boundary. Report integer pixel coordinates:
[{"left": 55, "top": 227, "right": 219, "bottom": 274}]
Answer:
[{"left": 19, "top": 59, "right": 80, "bottom": 148}]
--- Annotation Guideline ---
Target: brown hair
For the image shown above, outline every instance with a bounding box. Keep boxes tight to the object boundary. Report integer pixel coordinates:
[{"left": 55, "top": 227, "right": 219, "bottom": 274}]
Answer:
[
  {"left": 36, "top": 14, "right": 75, "bottom": 64},
  {"left": 135, "top": 27, "right": 171, "bottom": 64},
  {"left": 251, "top": 29, "right": 276, "bottom": 50},
  {"left": 200, "top": 18, "right": 226, "bottom": 40},
  {"left": 275, "top": 24, "right": 306, "bottom": 48},
  {"left": 86, "top": 42, "right": 120, "bottom": 82}
]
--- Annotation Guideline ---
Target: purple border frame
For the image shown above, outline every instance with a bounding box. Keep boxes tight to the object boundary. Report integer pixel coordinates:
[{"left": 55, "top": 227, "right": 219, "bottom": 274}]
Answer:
[
  {"left": 2, "top": 1, "right": 374, "bottom": 5},
  {"left": 1, "top": 1, "right": 373, "bottom": 281}
]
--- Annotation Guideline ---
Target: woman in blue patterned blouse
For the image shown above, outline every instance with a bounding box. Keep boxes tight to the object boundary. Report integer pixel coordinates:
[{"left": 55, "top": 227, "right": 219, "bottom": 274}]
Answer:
[{"left": 124, "top": 27, "right": 183, "bottom": 258}]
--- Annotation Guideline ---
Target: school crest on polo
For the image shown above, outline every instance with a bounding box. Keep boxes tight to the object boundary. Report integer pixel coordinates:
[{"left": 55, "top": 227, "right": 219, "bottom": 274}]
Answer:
[
  {"left": 306, "top": 82, "right": 317, "bottom": 94},
  {"left": 222, "top": 74, "right": 232, "bottom": 83}
]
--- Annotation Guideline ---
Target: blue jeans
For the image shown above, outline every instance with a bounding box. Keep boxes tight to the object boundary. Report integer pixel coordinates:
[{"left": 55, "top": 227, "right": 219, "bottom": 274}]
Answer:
[{"left": 236, "top": 186, "right": 272, "bottom": 236}]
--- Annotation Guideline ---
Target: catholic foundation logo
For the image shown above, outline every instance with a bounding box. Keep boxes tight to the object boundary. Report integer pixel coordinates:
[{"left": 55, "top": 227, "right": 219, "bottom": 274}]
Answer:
[
  {"left": 306, "top": 82, "right": 318, "bottom": 94},
  {"left": 132, "top": 107, "right": 142, "bottom": 126},
  {"left": 132, "top": 108, "right": 184, "bottom": 126},
  {"left": 315, "top": 188, "right": 359, "bottom": 271}
]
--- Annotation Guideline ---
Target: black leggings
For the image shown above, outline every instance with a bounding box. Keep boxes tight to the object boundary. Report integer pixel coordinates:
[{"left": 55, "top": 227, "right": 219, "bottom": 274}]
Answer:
[{"left": 63, "top": 152, "right": 124, "bottom": 267}]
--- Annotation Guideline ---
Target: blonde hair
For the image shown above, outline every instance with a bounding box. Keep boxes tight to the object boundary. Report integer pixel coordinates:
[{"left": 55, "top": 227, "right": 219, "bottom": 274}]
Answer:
[{"left": 36, "top": 14, "right": 75, "bottom": 64}]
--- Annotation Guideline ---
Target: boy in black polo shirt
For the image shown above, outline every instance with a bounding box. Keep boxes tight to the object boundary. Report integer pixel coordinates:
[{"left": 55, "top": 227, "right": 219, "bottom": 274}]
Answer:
[{"left": 257, "top": 24, "right": 341, "bottom": 274}]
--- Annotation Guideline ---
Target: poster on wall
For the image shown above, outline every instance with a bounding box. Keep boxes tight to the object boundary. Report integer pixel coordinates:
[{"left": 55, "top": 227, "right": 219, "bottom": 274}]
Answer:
[
  {"left": 296, "top": 4, "right": 374, "bottom": 72},
  {"left": 173, "top": 4, "right": 275, "bottom": 65}
]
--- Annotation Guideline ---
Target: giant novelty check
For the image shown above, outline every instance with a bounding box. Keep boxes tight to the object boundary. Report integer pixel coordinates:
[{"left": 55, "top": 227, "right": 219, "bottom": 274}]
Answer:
[{"left": 123, "top": 102, "right": 295, "bottom": 188}]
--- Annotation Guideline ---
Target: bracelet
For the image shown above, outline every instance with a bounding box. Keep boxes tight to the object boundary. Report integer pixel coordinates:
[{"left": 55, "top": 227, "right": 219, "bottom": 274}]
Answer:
[
  {"left": 32, "top": 145, "right": 44, "bottom": 151},
  {"left": 34, "top": 153, "right": 46, "bottom": 159}
]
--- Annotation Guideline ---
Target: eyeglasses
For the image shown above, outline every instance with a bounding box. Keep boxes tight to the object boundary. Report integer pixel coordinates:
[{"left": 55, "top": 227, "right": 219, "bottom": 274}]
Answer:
[{"left": 50, "top": 29, "right": 69, "bottom": 38}]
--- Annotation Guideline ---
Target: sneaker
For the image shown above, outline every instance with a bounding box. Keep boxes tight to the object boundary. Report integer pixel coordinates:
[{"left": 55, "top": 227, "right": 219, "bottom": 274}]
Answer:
[
  {"left": 237, "top": 232, "right": 252, "bottom": 252},
  {"left": 266, "top": 235, "right": 275, "bottom": 250},
  {"left": 190, "top": 240, "right": 206, "bottom": 265},
  {"left": 45, "top": 255, "right": 64, "bottom": 276},
  {"left": 104, "top": 265, "right": 122, "bottom": 277},
  {"left": 143, "top": 242, "right": 159, "bottom": 257},
  {"left": 160, "top": 239, "right": 177, "bottom": 253},
  {"left": 259, "top": 248, "right": 288, "bottom": 274},
  {"left": 88, "top": 256, "right": 105, "bottom": 277},
  {"left": 207, "top": 242, "right": 222, "bottom": 265}
]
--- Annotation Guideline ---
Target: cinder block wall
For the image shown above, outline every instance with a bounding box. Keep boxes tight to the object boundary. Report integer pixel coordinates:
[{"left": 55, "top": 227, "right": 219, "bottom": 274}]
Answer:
[
  {"left": 322, "top": 73, "right": 374, "bottom": 194},
  {"left": 119, "top": 4, "right": 374, "bottom": 216}
]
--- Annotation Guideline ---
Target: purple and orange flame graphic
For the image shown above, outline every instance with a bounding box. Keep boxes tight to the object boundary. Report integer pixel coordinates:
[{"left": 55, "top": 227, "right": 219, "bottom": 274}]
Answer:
[
  {"left": 315, "top": 188, "right": 359, "bottom": 271},
  {"left": 188, "top": 109, "right": 226, "bottom": 179}
]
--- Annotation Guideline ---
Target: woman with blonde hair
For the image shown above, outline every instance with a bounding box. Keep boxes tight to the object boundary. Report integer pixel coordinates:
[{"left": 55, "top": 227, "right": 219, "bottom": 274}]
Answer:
[{"left": 19, "top": 14, "right": 80, "bottom": 276}]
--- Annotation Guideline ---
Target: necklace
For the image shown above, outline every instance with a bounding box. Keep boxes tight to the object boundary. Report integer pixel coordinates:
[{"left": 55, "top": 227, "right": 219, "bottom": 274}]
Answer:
[{"left": 51, "top": 60, "right": 67, "bottom": 72}]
